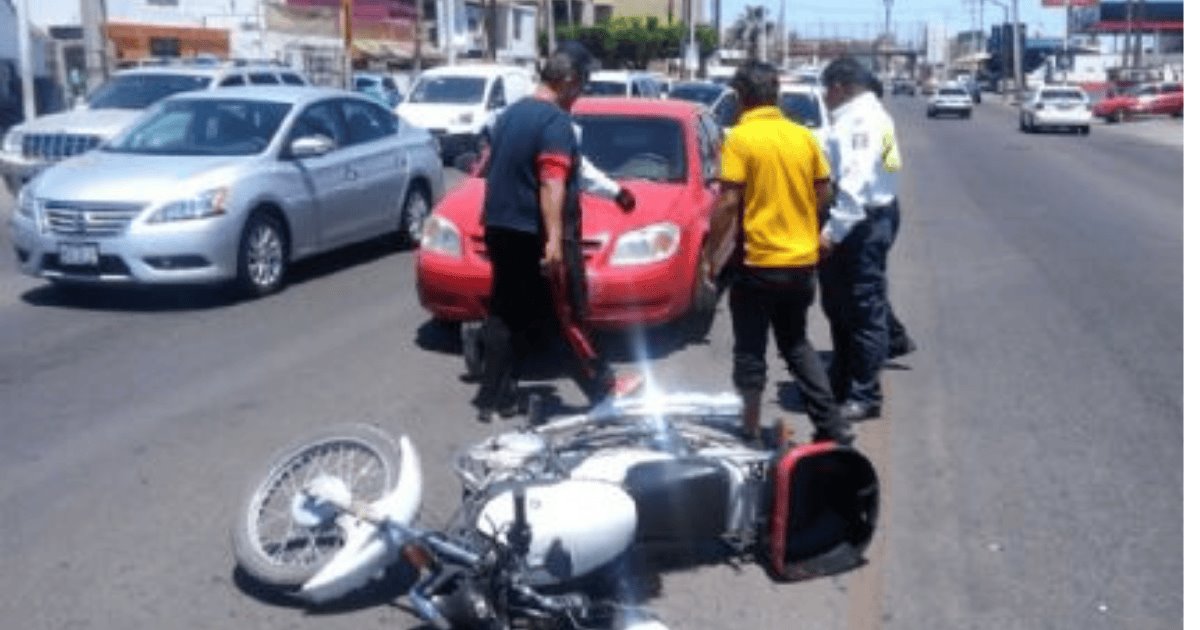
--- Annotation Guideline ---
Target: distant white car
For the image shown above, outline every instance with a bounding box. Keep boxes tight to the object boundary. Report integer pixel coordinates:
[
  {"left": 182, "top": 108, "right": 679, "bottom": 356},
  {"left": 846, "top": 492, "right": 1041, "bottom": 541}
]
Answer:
[
  {"left": 395, "top": 64, "right": 536, "bottom": 162},
  {"left": 778, "top": 83, "right": 830, "bottom": 145},
  {"left": 584, "top": 71, "right": 663, "bottom": 99},
  {"left": 927, "top": 85, "right": 973, "bottom": 118},
  {"left": 0, "top": 62, "right": 310, "bottom": 194},
  {"left": 1020, "top": 85, "right": 1092, "bottom": 135}
]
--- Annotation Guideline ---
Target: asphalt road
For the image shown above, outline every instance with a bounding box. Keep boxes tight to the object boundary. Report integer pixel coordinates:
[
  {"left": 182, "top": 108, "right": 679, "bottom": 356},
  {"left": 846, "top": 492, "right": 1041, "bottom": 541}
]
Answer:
[{"left": 0, "top": 96, "right": 1181, "bottom": 629}]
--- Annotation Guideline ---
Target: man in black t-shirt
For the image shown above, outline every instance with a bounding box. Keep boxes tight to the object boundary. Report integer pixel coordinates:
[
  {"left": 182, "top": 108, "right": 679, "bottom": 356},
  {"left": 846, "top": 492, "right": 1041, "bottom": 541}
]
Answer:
[{"left": 473, "top": 42, "right": 642, "bottom": 422}]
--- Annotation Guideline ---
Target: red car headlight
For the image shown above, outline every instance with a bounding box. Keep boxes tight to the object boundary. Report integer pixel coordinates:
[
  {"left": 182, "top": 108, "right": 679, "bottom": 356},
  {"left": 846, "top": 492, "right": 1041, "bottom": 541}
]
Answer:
[
  {"left": 610, "top": 222, "right": 681, "bottom": 266},
  {"left": 420, "top": 214, "right": 462, "bottom": 258}
]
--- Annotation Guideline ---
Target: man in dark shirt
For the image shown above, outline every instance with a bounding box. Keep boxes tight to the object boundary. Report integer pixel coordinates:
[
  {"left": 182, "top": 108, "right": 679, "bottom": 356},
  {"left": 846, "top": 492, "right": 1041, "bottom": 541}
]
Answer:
[{"left": 473, "top": 42, "right": 641, "bottom": 422}]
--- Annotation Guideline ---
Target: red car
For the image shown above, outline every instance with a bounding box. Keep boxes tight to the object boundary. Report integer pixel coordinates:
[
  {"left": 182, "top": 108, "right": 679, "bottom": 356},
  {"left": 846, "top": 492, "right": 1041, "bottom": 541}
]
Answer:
[
  {"left": 417, "top": 98, "right": 722, "bottom": 336},
  {"left": 1092, "top": 82, "right": 1184, "bottom": 122}
]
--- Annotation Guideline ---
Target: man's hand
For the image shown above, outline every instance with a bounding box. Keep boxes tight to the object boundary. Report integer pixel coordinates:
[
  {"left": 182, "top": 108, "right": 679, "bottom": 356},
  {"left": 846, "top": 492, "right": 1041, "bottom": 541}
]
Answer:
[
  {"left": 819, "top": 232, "right": 836, "bottom": 259},
  {"left": 542, "top": 238, "right": 563, "bottom": 269},
  {"left": 615, "top": 187, "right": 636, "bottom": 213}
]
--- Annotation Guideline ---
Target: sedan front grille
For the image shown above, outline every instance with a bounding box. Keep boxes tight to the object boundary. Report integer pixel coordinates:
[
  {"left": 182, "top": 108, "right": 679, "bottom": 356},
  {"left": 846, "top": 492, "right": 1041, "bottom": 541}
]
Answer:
[
  {"left": 42, "top": 201, "right": 143, "bottom": 237},
  {"left": 22, "top": 133, "right": 103, "bottom": 161},
  {"left": 469, "top": 236, "right": 605, "bottom": 262}
]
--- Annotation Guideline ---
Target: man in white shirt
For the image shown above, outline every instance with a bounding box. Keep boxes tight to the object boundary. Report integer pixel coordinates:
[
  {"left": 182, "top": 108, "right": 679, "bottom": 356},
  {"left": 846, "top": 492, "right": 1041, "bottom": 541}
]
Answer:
[{"left": 818, "top": 57, "right": 908, "bottom": 421}]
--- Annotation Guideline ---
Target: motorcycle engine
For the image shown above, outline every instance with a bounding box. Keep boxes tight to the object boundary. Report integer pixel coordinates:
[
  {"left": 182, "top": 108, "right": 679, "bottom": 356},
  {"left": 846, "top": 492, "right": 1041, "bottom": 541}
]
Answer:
[
  {"left": 456, "top": 432, "right": 550, "bottom": 490},
  {"left": 432, "top": 579, "right": 495, "bottom": 629}
]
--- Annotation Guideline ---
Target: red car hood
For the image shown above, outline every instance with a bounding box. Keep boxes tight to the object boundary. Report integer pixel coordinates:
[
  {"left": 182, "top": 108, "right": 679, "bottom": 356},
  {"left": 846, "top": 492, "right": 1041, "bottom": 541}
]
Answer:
[{"left": 434, "top": 177, "right": 692, "bottom": 243}]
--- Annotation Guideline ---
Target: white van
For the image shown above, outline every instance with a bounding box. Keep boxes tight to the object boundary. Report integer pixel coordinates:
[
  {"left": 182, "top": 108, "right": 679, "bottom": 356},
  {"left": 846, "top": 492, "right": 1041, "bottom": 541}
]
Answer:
[{"left": 396, "top": 64, "right": 535, "bottom": 161}]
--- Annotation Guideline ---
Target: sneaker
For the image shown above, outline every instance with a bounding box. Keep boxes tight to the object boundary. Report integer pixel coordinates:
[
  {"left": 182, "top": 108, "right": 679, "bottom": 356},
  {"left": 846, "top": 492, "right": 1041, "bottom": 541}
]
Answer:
[
  {"left": 609, "top": 371, "right": 645, "bottom": 398},
  {"left": 888, "top": 336, "right": 917, "bottom": 359}
]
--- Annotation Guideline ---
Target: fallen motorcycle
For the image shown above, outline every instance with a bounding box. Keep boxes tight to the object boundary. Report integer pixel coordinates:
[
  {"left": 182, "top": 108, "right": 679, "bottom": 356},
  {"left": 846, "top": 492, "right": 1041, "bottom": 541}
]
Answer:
[{"left": 231, "top": 391, "right": 879, "bottom": 629}]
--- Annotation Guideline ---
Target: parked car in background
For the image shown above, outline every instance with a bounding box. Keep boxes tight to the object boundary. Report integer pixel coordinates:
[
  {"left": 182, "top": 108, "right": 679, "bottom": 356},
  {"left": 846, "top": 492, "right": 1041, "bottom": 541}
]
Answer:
[
  {"left": 0, "top": 62, "right": 310, "bottom": 194},
  {"left": 668, "top": 81, "right": 738, "bottom": 130},
  {"left": 927, "top": 85, "right": 974, "bottom": 118},
  {"left": 354, "top": 72, "right": 403, "bottom": 108},
  {"left": 779, "top": 83, "right": 830, "bottom": 145},
  {"left": 1092, "top": 82, "right": 1183, "bottom": 122},
  {"left": 417, "top": 98, "right": 723, "bottom": 346},
  {"left": 891, "top": 78, "right": 917, "bottom": 96},
  {"left": 649, "top": 72, "right": 673, "bottom": 97},
  {"left": 584, "top": 71, "right": 663, "bottom": 99},
  {"left": 10, "top": 88, "right": 444, "bottom": 297},
  {"left": 1020, "top": 85, "right": 1092, "bottom": 135},
  {"left": 396, "top": 64, "right": 535, "bottom": 163}
]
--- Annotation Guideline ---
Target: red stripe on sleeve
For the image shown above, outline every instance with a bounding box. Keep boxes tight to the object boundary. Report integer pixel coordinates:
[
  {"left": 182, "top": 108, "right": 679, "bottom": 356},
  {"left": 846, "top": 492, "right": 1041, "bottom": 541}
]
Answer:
[{"left": 537, "top": 152, "right": 571, "bottom": 183}]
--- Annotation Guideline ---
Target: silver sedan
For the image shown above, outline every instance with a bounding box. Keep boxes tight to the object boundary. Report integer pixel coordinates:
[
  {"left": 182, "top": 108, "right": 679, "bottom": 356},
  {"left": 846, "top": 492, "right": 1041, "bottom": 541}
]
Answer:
[{"left": 8, "top": 87, "right": 444, "bottom": 297}]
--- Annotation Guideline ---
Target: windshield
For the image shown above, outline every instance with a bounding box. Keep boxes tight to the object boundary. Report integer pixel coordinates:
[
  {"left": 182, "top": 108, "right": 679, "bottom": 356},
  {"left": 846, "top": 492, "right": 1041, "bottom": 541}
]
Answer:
[
  {"left": 106, "top": 99, "right": 291, "bottom": 156},
  {"left": 407, "top": 76, "right": 487, "bottom": 104},
  {"left": 780, "top": 93, "right": 822, "bottom": 128},
  {"left": 669, "top": 85, "right": 722, "bottom": 106},
  {"left": 87, "top": 74, "right": 213, "bottom": 110},
  {"left": 576, "top": 115, "right": 687, "bottom": 183},
  {"left": 583, "top": 81, "right": 628, "bottom": 97}
]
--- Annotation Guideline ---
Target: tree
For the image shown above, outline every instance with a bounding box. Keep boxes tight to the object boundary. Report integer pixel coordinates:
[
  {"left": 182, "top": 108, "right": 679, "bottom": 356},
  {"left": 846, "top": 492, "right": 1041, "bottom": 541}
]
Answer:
[{"left": 555, "top": 17, "right": 717, "bottom": 70}]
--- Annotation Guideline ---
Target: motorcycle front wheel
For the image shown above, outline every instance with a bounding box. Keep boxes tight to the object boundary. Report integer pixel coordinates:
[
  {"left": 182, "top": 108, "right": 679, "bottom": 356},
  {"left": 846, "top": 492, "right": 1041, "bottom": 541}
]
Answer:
[{"left": 232, "top": 423, "right": 402, "bottom": 590}]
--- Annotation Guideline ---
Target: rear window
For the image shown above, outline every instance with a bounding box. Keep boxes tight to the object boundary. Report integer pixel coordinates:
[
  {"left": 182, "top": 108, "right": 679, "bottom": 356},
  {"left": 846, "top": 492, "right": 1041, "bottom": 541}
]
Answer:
[
  {"left": 938, "top": 88, "right": 968, "bottom": 96},
  {"left": 584, "top": 81, "right": 628, "bottom": 97},
  {"left": 280, "top": 73, "right": 306, "bottom": 86},
  {"left": 780, "top": 92, "right": 822, "bottom": 128},
  {"left": 249, "top": 73, "right": 280, "bottom": 85},
  {"left": 1042, "top": 89, "right": 1084, "bottom": 101}
]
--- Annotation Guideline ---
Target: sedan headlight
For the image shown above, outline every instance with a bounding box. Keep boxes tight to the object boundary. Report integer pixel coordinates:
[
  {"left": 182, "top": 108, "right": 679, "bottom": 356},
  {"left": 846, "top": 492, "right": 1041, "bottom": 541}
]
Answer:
[
  {"left": 420, "top": 214, "right": 462, "bottom": 257},
  {"left": 610, "top": 222, "right": 680, "bottom": 266},
  {"left": 2, "top": 129, "right": 22, "bottom": 154},
  {"left": 147, "top": 188, "right": 227, "bottom": 224},
  {"left": 15, "top": 186, "right": 38, "bottom": 220}
]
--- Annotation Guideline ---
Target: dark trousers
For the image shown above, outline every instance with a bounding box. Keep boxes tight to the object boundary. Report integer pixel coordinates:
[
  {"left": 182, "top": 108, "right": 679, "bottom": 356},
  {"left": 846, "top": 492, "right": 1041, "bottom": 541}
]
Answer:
[
  {"left": 819, "top": 203, "right": 893, "bottom": 406},
  {"left": 475, "top": 227, "right": 613, "bottom": 410},
  {"left": 880, "top": 201, "right": 910, "bottom": 349},
  {"left": 728, "top": 266, "right": 842, "bottom": 432}
]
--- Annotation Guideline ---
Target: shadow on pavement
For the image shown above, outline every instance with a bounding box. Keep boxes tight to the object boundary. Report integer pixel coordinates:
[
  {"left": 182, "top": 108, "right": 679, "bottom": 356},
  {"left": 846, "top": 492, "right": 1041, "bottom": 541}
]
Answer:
[{"left": 19, "top": 237, "right": 408, "bottom": 312}]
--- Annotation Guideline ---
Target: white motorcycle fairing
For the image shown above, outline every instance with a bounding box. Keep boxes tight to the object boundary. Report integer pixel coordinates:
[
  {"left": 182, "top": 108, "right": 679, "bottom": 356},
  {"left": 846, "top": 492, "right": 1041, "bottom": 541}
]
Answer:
[
  {"left": 299, "top": 436, "right": 424, "bottom": 603},
  {"left": 477, "top": 480, "right": 637, "bottom": 586}
]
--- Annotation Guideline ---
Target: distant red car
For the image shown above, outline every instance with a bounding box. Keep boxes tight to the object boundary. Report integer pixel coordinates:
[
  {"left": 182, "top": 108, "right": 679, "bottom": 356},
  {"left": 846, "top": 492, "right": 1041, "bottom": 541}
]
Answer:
[
  {"left": 1092, "top": 82, "right": 1184, "bottom": 122},
  {"left": 416, "top": 97, "right": 722, "bottom": 335}
]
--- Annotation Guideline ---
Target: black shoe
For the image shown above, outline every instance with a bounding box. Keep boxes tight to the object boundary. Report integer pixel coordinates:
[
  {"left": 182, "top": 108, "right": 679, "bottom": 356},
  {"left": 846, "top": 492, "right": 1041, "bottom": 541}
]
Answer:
[
  {"left": 476, "top": 407, "right": 498, "bottom": 423},
  {"left": 812, "top": 424, "right": 856, "bottom": 446},
  {"left": 888, "top": 336, "right": 917, "bottom": 359},
  {"left": 839, "top": 401, "right": 881, "bottom": 422}
]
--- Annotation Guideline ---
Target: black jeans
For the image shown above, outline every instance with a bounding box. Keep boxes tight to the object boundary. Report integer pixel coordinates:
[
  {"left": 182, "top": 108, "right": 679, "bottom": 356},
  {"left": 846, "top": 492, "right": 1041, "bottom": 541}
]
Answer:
[
  {"left": 474, "top": 227, "right": 612, "bottom": 410},
  {"left": 728, "top": 266, "right": 842, "bottom": 432},
  {"left": 820, "top": 204, "right": 893, "bottom": 406},
  {"left": 474, "top": 227, "right": 545, "bottom": 411},
  {"left": 879, "top": 201, "right": 910, "bottom": 348}
]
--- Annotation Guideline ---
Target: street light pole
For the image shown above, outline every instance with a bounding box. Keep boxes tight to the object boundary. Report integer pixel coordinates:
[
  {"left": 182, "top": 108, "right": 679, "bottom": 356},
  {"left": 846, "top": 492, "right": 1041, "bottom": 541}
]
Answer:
[
  {"left": 1011, "top": 0, "right": 1022, "bottom": 98},
  {"left": 16, "top": 0, "right": 35, "bottom": 124}
]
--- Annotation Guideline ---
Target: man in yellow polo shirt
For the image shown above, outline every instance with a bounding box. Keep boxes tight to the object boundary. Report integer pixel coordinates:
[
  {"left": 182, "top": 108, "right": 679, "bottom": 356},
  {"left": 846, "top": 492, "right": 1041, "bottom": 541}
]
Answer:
[{"left": 704, "top": 60, "right": 853, "bottom": 447}]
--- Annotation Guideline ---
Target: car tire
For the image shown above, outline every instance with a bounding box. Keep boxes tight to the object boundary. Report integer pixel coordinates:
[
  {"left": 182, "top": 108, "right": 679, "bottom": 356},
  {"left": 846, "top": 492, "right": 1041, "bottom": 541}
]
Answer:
[
  {"left": 1080, "top": 125, "right": 1090, "bottom": 136},
  {"left": 681, "top": 257, "right": 719, "bottom": 343},
  {"left": 1019, "top": 115, "right": 1028, "bottom": 132},
  {"left": 397, "top": 183, "right": 431, "bottom": 250},
  {"left": 963, "top": 111, "right": 971, "bottom": 119},
  {"left": 235, "top": 211, "right": 288, "bottom": 299},
  {"left": 1116, "top": 109, "right": 1128, "bottom": 123}
]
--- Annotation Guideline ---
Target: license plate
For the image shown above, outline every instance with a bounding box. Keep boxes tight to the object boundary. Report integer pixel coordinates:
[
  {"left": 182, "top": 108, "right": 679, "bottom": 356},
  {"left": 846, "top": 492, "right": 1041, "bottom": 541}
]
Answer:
[
  {"left": 1056, "top": 104, "right": 1075, "bottom": 110},
  {"left": 59, "top": 242, "right": 99, "bottom": 266}
]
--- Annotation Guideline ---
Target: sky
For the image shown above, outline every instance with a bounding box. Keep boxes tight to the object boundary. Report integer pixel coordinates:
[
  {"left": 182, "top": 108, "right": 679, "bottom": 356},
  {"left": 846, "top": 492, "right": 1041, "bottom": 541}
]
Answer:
[{"left": 29, "top": 0, "right": 1070, "bottom": 42}]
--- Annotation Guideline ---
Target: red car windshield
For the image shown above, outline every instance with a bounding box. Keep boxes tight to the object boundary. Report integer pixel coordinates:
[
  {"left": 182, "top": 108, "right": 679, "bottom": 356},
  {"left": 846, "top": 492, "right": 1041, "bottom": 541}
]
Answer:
[{"left": 575, "top": 115, "right": 687, "bottom": 183}]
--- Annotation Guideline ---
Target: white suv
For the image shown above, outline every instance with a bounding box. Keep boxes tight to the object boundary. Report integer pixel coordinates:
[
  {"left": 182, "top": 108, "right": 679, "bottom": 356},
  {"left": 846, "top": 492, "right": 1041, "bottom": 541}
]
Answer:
[
  {"left": 395, "top": 64, "right": 535, "bottom": 162},
  {"left": 584, "top": 71, "right": 663, "bottom": 99},
  {"left": 1020, "top": 85, "right": 1092, "bottom": 135},
  {"left": 927, "top": 85, "right": 973, "bottom": 118},
  {"left": 0, "top": 62, "right": 309, "bottom": 193}
]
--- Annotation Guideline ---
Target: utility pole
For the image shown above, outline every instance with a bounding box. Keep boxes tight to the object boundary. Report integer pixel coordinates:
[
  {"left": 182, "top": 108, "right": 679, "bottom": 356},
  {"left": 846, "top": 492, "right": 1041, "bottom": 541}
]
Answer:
[
  {"left": 1122, "top": 0, "right": 1132, "bottom": 68},
  {"left": 488, "top": 0, "right": 497, "bottom": 61},
  {"left": 779, "top": 0, "right": 787, "bottom": 67},
  {"left": 688, "top": 0, "right": 696, "bottom": 78},
  {"left": 565, "top": 0, "right": 573, "bottom": 28},
  {"left": 415, "top": 0, "right": 423, "bottom": 72},
  {"left": 1132, "top": 0, "right": 1144, "bottom": 68},
  {"left": 80, "top": 0, "right": 108, "bottom": 92},
  {"left": 986, "top": 0, "right": 1009, "bottom": 97},
  {"left": 883, "top": 0, "right": 893, "bottom": 42},
  {"left": 1011, "top": 0, "right": 1022, "bottom": 97},
  {"left": 544, "top": 0, "right": 556, "bottom": 55},
  {"left": 17, "top": 0, "right": 35, "bottom": 123},
  {"left": 341, "top": 0, "right": 353, "bottom": 88}
]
